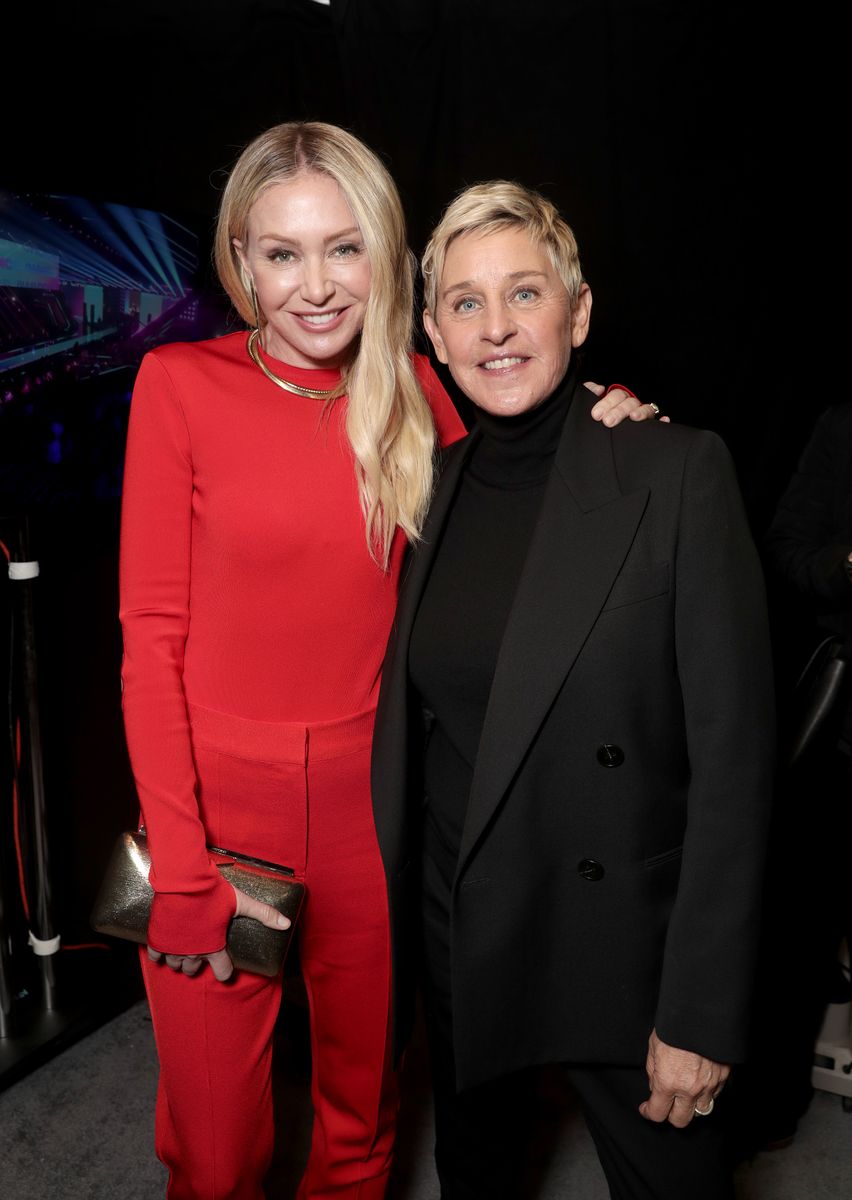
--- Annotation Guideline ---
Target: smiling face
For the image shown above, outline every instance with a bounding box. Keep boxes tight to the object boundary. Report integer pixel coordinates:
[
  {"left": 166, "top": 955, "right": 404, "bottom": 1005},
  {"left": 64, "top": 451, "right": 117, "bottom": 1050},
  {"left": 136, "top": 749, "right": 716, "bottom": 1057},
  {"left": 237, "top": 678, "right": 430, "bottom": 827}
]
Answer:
[
  {"left": 233, "top": 171, "right": 372, "bottom": 369},
  {"left": 424, "top": 226, "right": 592, "bottom": 417}
]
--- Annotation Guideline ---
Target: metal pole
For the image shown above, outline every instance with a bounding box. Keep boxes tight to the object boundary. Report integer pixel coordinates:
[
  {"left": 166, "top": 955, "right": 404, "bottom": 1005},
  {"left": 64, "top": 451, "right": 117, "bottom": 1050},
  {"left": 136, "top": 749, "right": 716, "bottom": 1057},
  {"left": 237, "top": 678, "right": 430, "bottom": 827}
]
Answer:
[
  {"left": 0, "top": 856, "right": 13, "bottom": 1037},
  {"left": 0, "top": 533, "right": 17, "bottom": 1036},
  {"left": 10, "top": 518, "right": 58, "bottom": 1011}
]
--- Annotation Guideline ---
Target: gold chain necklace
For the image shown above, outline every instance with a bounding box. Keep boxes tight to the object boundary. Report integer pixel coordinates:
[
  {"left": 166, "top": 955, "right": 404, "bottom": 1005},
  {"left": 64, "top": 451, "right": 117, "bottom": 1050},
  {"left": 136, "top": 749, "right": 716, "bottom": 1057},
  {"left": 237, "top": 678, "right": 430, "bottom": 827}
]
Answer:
[{"left": 246, "top": 329, "right": 337, "bottom": 399}]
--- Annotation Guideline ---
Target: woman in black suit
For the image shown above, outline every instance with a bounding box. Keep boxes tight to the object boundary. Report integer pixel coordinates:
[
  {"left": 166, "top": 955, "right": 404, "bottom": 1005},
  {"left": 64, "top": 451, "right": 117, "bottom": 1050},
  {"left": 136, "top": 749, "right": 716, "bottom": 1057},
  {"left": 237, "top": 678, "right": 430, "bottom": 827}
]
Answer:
[{"left": 370, "top": 181, "right": 776, "bottom": 1199}]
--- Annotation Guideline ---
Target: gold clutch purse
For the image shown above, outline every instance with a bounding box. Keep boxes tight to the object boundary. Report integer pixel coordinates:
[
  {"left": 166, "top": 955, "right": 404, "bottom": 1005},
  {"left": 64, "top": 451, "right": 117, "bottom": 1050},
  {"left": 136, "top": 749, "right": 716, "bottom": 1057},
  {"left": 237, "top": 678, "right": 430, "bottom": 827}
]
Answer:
[{"left": 90, "top": 830, "right": 305, "bottom": 977}]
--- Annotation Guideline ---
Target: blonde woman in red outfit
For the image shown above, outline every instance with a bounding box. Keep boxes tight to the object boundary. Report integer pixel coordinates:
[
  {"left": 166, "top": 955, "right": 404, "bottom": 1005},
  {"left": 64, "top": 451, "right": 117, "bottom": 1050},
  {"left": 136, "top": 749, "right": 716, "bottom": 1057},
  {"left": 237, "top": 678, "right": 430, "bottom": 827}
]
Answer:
[{"left": 119, "top": 121, "right": 651, "bottom": 1200}]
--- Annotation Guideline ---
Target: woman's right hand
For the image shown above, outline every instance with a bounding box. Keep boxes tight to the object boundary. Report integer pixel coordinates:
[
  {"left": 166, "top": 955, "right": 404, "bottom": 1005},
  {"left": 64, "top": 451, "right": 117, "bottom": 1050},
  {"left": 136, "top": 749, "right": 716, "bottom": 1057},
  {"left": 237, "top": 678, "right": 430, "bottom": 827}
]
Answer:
[{"left": 146, "top": 884, "right": 292, "bottom": 981}]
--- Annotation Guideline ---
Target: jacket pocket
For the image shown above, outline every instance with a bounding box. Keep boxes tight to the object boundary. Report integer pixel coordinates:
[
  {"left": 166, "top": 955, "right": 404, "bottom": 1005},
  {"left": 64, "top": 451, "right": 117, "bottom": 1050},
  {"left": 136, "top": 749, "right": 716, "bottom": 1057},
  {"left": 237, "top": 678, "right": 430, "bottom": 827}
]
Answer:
[{"left": 602, "top": 562, "right": 670, "bottom": 612}]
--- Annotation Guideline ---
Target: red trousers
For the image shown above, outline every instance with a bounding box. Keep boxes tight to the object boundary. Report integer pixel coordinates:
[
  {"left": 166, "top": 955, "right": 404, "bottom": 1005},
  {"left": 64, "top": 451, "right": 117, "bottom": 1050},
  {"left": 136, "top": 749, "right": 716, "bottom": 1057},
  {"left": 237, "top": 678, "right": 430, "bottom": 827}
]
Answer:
[{"left": 141, "top": 705, "right": 398, "bottom": 1199}]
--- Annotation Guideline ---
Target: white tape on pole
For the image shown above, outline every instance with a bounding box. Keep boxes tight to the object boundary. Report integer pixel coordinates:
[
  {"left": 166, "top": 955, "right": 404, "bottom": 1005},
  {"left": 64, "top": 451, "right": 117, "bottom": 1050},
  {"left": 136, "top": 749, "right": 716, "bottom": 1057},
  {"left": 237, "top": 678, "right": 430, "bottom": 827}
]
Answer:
[
  {"left": 8, "top": 560, "right": 40, "bottom": 580},
  {"left": 28, "top": 931, "right": 61, "bottom": 956}
]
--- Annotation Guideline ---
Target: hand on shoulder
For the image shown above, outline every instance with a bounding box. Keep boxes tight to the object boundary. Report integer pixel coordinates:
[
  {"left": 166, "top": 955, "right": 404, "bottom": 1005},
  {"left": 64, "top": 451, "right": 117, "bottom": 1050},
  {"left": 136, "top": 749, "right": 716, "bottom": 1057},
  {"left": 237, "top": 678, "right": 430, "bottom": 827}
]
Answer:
[{"left": 586, "top": 382, "right": 670, "bottom": 426}]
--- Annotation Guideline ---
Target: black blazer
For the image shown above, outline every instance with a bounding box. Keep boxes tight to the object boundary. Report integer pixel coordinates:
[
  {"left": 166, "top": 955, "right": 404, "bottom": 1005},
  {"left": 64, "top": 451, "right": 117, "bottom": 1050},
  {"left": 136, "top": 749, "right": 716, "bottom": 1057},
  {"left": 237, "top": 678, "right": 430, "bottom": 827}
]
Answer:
[{"left": 371, "top": 383, "right": 776, "bottom": 1091}]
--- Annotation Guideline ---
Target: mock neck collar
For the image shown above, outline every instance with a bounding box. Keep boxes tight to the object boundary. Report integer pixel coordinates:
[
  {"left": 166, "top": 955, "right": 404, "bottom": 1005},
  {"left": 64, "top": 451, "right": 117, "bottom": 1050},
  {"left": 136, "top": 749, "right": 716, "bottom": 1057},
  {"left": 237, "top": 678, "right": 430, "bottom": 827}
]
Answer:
[{"left": 468, "top": 366, "right": 576, "bottom": 487}]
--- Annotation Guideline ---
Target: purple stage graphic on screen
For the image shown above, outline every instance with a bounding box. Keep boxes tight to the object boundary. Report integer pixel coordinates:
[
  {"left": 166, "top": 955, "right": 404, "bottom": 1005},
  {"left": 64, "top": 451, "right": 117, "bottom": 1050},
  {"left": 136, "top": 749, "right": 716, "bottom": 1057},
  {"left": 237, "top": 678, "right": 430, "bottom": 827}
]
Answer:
[{"left": 0, "top": 191, "right": 228, "bottom": 509}]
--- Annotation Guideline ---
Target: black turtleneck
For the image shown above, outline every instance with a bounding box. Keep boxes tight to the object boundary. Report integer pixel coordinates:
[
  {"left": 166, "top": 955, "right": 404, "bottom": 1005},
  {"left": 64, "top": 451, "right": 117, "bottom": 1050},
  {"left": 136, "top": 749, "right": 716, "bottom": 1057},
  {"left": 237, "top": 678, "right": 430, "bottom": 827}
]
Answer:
[{"left": 409, "top": 370, "right": 575, "bottom": 862}]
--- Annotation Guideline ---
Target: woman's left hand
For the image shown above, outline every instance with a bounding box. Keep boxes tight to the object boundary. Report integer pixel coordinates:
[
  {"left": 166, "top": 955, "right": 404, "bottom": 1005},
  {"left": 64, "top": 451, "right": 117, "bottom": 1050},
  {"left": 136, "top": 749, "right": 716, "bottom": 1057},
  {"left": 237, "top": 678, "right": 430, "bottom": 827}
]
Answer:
[
  {"left": 586, "top": 382, "right": 670, "bottom": 426},
  {"left": 638, "top": 1028, "right": 730, "bottom": 1128},
  {"left": 148, "top": 885, "right": 291, "bottom": 981}
]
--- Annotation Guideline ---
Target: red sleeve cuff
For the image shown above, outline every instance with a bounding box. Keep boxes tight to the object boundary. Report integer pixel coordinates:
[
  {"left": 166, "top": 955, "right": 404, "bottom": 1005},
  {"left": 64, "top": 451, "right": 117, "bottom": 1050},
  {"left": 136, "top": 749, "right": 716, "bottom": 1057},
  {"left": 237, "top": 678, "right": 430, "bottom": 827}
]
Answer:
[
  {"left": 147, "top": 870, "right": 237, "bottom": 956},
  {"left": 603, "top": 382, "right": 637, "bottom": 399}
]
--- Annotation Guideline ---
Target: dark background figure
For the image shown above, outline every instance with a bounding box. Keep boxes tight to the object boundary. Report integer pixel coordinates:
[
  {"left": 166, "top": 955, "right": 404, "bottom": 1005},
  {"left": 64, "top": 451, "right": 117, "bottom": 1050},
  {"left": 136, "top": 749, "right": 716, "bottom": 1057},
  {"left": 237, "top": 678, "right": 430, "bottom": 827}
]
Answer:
[{"left": 732, "top": 404, "right": 852, "bottom": 1150}]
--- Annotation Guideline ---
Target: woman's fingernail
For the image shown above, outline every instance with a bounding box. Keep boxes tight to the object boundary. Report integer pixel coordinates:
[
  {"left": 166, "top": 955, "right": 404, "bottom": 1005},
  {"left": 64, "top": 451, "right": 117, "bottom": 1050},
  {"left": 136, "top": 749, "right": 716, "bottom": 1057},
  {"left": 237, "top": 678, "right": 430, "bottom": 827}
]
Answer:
[{"left": 277, "top": 914, "right": 291, "bottom": 928}]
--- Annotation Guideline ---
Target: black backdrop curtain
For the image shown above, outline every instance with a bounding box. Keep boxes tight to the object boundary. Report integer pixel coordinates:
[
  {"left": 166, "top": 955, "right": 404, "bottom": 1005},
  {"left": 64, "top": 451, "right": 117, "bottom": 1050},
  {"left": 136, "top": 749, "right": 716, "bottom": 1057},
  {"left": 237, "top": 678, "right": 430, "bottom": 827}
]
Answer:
[{"left": 7, "top": 0, "right": 812, "bottom": 513}]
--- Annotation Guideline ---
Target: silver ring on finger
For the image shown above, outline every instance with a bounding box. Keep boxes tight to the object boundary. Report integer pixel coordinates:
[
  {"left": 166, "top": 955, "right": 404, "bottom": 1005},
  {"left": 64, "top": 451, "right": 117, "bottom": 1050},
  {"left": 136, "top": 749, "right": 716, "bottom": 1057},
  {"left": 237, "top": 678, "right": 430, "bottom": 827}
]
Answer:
[
  {"left": 694, "top": 1098, "right": 715, "bottom": 1117},
  {"left": 649, "top": 402, "right": 663, "bottom": 420}
]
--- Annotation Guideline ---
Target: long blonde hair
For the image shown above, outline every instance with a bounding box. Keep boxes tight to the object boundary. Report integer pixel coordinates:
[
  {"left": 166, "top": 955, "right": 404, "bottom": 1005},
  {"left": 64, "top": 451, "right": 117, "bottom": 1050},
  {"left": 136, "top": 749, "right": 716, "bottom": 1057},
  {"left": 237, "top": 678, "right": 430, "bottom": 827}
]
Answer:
[{"left": 214, "top": 122, "right": 437, "bottom": 566}]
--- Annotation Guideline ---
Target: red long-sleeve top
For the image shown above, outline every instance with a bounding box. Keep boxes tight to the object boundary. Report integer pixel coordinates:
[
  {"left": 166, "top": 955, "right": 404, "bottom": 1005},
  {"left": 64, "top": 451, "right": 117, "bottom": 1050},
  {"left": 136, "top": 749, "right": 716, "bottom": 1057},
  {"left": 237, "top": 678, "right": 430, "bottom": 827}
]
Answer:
[{"left": 119, "top": 331, "right": 464, "bottom": 953}]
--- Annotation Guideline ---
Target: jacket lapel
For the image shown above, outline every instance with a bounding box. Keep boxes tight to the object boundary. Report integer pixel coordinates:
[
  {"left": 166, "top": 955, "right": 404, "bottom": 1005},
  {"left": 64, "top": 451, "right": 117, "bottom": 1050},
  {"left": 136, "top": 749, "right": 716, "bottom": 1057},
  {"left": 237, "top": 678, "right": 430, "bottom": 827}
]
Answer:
[
  {"left": 395, "top": 433, "right": 479, "bottom": 638},
  {"left": 456, "top": 385, "right": 649, "bottom": 877},
  {"left": 371, "top": 433, "right": 478, "bottom": 862}
]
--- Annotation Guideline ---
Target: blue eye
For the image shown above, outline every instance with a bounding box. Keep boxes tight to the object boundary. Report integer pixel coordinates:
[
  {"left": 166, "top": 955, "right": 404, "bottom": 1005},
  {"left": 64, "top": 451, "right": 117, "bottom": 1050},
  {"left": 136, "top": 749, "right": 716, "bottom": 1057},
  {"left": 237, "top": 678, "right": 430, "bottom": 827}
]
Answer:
[
  {"left": 334, "top": 242, "right": 362, "bottom": 258},
  {"left": 515, "top": 288, "right": 536, "bottom": 301},
  {"left": 270, "top": 249, "right": 294, "bottom": 264},
  {"left": 456, "top": 298, "right": 478, "bottom": 313}
]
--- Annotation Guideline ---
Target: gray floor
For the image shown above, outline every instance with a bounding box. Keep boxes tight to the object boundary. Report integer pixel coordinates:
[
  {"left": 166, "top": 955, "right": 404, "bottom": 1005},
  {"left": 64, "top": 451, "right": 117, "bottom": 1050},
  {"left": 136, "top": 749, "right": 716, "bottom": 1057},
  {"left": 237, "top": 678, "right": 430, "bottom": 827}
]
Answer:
[{"left": 0, "top": 999, "right": 850, "bottom": 1199}]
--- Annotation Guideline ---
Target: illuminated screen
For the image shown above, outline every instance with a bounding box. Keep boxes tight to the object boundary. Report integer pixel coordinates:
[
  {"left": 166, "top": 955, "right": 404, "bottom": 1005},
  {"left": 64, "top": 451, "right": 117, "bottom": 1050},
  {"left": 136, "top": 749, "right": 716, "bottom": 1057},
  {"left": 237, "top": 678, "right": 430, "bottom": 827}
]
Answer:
[{"left": 0, "top": 191, "right": 229, "bottom": 510}]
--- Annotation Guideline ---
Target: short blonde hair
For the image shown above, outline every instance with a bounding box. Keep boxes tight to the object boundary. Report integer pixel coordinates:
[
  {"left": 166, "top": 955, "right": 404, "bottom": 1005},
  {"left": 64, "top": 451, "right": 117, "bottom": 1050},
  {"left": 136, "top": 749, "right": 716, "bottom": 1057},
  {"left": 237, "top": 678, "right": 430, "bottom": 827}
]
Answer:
[
  {"left": 422, "top": 180, "right": 583, "bottom": 315},
  {"left": 213, "top": 122, "right": 437, "bottom": 565}
]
